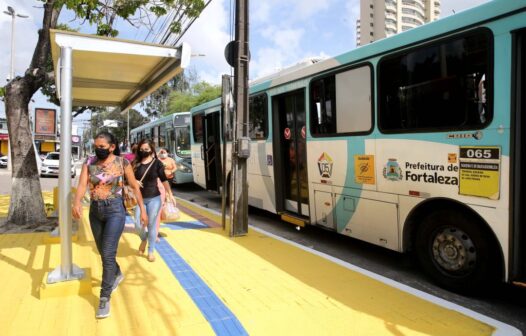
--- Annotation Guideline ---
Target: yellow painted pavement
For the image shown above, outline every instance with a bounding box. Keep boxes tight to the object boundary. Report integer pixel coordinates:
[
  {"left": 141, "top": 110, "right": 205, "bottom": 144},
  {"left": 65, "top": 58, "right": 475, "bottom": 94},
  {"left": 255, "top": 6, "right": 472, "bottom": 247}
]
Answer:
[{"left": 0, "top": 193, "right": 502, "bottom": 336}]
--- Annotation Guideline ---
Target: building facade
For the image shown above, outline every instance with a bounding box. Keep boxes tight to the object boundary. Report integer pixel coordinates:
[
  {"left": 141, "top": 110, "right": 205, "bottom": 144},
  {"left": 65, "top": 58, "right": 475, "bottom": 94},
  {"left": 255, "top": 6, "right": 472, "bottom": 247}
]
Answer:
[{"left": 356, "top": 0, "right": 441, "bottom": 46}]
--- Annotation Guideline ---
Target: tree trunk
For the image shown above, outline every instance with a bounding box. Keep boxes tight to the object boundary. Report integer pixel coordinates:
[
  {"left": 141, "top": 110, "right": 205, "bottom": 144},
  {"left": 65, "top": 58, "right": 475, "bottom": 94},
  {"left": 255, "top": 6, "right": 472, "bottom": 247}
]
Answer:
[
  {"left": 4, "top": 79, "right": 47, "bottom": 225},
  {"left": 3, "top": 1, "right": 61, "bottom": 226}
]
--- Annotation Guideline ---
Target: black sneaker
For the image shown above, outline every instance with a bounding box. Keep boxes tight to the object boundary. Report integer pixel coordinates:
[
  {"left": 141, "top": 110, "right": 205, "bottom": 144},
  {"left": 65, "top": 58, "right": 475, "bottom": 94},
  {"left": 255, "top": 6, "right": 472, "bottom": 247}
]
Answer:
[
  {"left": 112, "top": 273, "right": 124, "bottom": 294},
  {"left": 96, "top": 297, "right": 110, "bottom": 319}
]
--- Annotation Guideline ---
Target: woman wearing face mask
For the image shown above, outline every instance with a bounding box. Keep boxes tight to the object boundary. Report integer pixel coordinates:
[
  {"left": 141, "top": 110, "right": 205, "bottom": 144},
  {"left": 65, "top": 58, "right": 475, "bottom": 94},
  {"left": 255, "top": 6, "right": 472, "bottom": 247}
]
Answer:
[
  {"left": 73, "top": 131, "right": 147, "bottom": 319},
  {"left": 132, "top": 139, "right": 175, "bottom": 261},
  {"left": 158, "top": 148, "right": 177, "bottom": 180}
]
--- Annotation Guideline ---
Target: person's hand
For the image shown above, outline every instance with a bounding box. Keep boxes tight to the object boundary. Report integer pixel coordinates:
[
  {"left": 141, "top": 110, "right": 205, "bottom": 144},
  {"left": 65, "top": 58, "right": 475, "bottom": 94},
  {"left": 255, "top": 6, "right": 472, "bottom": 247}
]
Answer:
[
  {"left": 169, "top": 194, "right": 176, "bottom": 205},
  {"left": 140, "top": 211, "right": 148, "bottom": 228},
  {"left": 72, "top": 202, "right": 82, "bottom": 219}
]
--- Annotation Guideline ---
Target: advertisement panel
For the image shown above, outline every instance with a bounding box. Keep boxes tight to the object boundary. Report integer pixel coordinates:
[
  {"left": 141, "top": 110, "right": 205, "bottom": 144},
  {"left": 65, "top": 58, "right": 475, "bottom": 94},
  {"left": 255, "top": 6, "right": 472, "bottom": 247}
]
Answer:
[{"left": 35, "top": 108, "right": 56, "bottom": 135}]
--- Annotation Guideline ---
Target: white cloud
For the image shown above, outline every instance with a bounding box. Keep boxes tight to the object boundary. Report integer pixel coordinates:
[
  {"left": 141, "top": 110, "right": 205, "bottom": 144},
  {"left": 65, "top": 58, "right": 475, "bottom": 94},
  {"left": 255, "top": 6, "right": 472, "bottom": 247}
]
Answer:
[
  {"left": 441, "top": 0, "right": 490, "bottom": 17},
  {"left": 180, "top": 0, "right": 231, "bottom": 85},
  {"left": 0, "top": 0, "right": 42, "bottom": 83},
  {"left": 252, "top": 2, "right": 271, "bottom": 24}
]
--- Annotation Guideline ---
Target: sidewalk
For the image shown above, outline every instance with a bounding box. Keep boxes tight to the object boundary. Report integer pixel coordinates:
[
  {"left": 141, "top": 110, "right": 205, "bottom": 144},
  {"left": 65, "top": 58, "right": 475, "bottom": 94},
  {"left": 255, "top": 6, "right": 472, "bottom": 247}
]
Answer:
[{"left": 0, "top": 194, "right": 521, "bottom": 335}]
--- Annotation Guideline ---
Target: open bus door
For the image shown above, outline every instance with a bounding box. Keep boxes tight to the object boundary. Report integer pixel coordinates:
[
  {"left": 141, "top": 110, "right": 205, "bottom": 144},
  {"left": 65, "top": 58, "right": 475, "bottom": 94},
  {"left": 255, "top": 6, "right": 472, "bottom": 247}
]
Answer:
[
  {"left": 203, "top": 112, "right": 222, "bottom": 192},
  {"left": 511, "top": 28, "right": 526, "bottom": 284},
  {"left": 272, "top": 89, "right": 310, "bottom": 223}
]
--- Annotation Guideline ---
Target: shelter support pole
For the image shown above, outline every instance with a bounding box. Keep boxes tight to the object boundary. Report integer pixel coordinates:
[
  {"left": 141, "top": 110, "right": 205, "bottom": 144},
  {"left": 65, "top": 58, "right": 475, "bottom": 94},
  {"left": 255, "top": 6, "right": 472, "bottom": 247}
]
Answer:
[{"left": 47, "top": 46, "right": 84, "bottom": 283}]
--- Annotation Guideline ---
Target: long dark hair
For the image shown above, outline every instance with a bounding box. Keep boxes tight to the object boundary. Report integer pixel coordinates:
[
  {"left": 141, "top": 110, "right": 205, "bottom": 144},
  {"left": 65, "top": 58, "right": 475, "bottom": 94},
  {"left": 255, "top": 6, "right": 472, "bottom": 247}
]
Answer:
[
  {"left": 132, "top": 138, "right": 157, "bottom": 168},
  {"left": 95, "top": 131, "right": 120, "bottom": 156}
]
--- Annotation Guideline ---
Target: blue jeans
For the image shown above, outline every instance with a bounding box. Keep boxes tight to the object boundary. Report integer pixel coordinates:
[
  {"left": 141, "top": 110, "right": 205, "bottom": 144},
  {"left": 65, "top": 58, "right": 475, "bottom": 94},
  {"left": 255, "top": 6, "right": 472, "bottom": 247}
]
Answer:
[
  {"left": 89, "top": 197, "right": 126, "bottom": 299},
  {"left": 134, "top": 195, "right": 162, "bottom": 254}
]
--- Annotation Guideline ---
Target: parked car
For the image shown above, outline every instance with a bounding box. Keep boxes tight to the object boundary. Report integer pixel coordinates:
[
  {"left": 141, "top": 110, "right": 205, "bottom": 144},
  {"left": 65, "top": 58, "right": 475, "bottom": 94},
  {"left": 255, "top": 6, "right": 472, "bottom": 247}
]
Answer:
[
  {"left": 0, "top": 156, "right": 7, "bottom": 168},
  {"left": 40, "top": 152, "right": 76, "bottom": 178}
]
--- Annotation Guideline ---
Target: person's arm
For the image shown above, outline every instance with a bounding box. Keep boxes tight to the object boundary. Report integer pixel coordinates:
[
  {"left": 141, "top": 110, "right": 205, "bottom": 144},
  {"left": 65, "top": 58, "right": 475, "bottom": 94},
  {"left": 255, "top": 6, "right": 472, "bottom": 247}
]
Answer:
[
  {"left": 170, "top": 158, "right": 177, "bottom": 175},
  {"left": 124, "top": 164, "right": 148, "bottom": 227},
  {"left": 72, "top": 164, "right": 88, "bottom": 219},
  {"left": 157, "top": 160, "right": 175, "bottom": 203}
]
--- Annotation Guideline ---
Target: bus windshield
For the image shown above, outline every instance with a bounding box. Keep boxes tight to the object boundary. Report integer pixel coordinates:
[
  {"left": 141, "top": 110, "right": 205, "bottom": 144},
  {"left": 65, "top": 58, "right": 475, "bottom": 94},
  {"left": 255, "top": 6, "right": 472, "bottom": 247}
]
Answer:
[{"left": 175, "top": 126, "right": 191, "bottom": 158}]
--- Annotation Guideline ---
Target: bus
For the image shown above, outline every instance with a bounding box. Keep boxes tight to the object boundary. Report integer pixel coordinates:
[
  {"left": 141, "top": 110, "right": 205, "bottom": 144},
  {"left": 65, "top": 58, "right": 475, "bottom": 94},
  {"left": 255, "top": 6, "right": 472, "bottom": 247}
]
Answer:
[
  {"left": 190, "top": 0, "right": 526, "bottom": 292},
  {"left": 131, "top": 112, "right": 193, "bottom": 184}
]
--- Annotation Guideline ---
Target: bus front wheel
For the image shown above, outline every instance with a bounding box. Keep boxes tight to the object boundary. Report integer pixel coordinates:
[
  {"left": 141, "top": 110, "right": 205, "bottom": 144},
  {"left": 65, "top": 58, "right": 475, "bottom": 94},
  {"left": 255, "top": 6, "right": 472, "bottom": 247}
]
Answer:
[{"left": 415, "top": 209, "right": 498, "bottom": 293}]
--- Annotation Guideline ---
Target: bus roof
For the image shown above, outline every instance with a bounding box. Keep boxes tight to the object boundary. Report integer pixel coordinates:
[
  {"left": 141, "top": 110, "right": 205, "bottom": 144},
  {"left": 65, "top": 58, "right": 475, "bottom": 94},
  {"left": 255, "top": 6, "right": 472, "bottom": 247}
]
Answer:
[{"left": 131, "top": 112, "right": 190, "bottom": 133}]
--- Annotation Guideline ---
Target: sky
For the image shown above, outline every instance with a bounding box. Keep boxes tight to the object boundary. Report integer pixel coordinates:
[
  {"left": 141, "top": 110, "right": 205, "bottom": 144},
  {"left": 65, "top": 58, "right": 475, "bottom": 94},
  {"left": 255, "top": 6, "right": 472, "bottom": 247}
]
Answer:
[{"left": 0, "top": 0, "right": 490, "bottom": 124}]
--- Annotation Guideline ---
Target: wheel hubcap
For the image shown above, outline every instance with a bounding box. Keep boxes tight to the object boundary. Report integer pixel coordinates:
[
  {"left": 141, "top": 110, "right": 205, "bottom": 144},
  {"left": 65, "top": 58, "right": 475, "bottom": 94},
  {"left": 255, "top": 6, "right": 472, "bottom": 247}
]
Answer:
[{"left": 432, "top": 227, "right": 476, "bottom": 274}]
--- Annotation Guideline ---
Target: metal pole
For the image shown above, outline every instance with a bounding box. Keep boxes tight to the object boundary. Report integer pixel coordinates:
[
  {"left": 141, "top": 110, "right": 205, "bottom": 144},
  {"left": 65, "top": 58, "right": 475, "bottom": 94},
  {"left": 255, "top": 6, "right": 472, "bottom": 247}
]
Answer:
[
  {"left": 127, "top": 109, "right": 130, "bottom": 151},
  {"left": 9, "top": 13, "right": 14, "bottom": 80},
  {"left": 230, "top": 0, "right": 249, "bottom": 236},
  {"left": 221, "top": 75, "right": 231, "bottom": 230},
  {"left": 47, "top": 46, "right": 84, "bottom": 283}
]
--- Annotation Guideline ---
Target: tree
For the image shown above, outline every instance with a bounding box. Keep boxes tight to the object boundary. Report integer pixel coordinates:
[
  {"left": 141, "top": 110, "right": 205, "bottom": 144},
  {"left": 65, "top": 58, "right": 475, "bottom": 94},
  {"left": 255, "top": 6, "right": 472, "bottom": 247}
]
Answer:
[
  {"left": 90, "top": 108, "right": 147, "bottom": 146},
  {"left": 141, "top": 67, "right": 199, "bottom": 120},
  {"left": 168, "top": 81, "right": 221, "bottom": 113},
  {"left": 2, "top": 0, "right": 207, "bottom": 226}
]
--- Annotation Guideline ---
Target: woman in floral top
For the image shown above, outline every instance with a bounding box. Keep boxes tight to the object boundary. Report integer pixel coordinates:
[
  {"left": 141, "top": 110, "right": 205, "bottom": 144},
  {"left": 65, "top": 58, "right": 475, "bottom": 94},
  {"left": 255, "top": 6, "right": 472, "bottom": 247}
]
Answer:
[{"left": 73, "top": 132, "right": 147, "bottom": 319}]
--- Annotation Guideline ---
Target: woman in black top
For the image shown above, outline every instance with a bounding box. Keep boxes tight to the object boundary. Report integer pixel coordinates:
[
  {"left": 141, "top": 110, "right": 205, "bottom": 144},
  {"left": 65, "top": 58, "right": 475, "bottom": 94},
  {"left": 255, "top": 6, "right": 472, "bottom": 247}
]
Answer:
[{"left": 133, "top": 139, "right": 176, "bottom": 261}]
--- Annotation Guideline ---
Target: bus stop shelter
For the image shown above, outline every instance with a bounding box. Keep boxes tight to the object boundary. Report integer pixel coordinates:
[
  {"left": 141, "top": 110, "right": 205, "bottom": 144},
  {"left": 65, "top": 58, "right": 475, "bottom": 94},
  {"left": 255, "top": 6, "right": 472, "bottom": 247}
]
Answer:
[{"left": 47, "top": 29, "right": 191, "bottom": 283}]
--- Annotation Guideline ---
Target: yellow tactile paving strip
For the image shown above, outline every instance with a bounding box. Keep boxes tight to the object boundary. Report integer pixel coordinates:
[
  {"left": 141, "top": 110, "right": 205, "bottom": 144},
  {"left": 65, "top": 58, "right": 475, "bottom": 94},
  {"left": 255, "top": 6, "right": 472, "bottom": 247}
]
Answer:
[
  {"left": 0, "top": 198, "right": 215, "bottom": 336},
  {"left": 0, "top": 192, "right": 511, "bottom": 335},
  {"left": 164, "top": 204, "right": 494, "bottom": 336}
]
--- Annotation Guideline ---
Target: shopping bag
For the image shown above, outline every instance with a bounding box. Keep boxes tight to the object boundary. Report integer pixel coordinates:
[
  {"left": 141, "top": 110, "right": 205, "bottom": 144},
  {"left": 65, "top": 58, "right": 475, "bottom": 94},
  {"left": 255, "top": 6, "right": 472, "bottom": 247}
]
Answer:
[{"left": 161, "top": 200, "right": 180, "bottom": 222}]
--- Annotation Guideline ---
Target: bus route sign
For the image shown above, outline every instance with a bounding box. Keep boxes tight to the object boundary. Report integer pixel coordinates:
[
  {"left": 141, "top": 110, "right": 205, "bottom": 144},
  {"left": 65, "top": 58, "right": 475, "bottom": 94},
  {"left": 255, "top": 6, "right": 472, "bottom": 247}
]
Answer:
[{"left": 458, "top": 146, "right": 500, "bottom": 199}]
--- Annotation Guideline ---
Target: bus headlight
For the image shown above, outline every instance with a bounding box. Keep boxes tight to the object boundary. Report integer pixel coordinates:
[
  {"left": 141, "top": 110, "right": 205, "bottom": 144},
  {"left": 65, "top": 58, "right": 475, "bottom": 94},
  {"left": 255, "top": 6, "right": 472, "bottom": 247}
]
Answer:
[{"left": 177, "top": 163, "right": 192, "bottom": 173}]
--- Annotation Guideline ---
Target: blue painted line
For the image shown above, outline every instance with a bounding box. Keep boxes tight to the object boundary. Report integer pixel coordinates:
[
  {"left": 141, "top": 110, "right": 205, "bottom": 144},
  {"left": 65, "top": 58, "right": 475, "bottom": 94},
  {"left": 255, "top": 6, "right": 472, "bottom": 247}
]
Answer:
[
  {"left": 156, "top": 238, "right": 248, "bottom": 336},
  {"left": 162, "top": 221, "right": 209, "bottom": 230}
]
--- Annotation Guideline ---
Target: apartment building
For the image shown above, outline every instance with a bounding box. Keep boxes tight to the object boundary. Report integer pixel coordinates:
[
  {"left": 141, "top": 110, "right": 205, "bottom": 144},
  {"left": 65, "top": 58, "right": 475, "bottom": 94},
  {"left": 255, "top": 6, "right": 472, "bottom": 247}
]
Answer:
[{"left": 357, "top": 0, "right": 441, "bottom": 46}]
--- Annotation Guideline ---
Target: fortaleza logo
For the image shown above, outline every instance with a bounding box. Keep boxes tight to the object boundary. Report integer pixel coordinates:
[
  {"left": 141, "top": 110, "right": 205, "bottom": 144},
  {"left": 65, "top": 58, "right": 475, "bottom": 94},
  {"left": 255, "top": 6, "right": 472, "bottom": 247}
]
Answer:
[
  {"left": 383, "top": 159, "right": 459, "bottom": 185},
  {"left": 383, "top": 159, "right": 402, "bottom": 181},
  {"left": 318, "top": 152, "right": 333, "bottom": 178}
]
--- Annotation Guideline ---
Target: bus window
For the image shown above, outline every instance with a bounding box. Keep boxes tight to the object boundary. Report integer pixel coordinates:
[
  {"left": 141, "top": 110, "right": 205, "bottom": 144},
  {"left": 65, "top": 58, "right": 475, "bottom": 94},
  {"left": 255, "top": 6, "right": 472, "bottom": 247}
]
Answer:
[
  {"left": 176, "top": 126, "right": 191, "bottom": 157},
  {"left": 193, "top": 114, "right": 204, "bottom": 143},
  {"left": 310, "top": 65, "right": 372, "bottom": 136},
  {"left": 159, "top": 123, "right": 166, "bottom": 149},
  {"left": 249, "top": 93, "right": 268, "bottom": 140},
  {"left": 379, "top": 29, "right": 492, "bottom": 132}
]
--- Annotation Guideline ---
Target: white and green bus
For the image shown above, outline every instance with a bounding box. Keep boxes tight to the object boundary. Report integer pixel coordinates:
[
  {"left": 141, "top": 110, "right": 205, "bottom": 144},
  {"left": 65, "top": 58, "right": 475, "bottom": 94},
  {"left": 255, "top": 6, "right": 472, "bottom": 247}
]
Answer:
[
  {"left": 131, "top": 112, "right": 193, "bottom": 184},
  {"left": 190, "top": 0, "right": 526, "bottom": 291}
]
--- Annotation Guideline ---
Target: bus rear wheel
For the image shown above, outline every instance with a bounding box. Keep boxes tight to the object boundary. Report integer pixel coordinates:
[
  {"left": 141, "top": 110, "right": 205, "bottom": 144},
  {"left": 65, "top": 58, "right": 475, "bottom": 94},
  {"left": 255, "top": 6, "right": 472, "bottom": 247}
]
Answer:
[{"left": 415, "top": 209, "right": 498, "bottom": 293}]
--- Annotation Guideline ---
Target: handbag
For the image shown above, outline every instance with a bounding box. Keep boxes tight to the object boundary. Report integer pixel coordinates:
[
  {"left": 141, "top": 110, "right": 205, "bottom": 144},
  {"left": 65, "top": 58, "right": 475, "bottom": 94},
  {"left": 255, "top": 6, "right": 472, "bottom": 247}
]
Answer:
[{"left": 121, "top": 158, "right": 156, "bottom": 209}]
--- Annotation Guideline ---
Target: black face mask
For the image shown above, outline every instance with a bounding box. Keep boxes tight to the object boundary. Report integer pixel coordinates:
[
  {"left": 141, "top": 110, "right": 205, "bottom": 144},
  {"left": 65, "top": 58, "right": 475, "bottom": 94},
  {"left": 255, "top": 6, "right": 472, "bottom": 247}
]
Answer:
[
  {"left": 95, "top": 147, "right": 111, "bottom": 160},
  {"left": 138, "top": 150, "right": 151, "bottom": 159}
]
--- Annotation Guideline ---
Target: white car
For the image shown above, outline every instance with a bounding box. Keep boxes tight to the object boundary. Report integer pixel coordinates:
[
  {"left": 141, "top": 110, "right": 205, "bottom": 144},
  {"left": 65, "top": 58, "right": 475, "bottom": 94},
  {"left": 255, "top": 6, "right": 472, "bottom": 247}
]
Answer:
[
  {"left": 0, "top": 156, "right": 7, "bottom": 168},
  {"left": 40, "top": 152, "right": 76, "bottom": 178}
]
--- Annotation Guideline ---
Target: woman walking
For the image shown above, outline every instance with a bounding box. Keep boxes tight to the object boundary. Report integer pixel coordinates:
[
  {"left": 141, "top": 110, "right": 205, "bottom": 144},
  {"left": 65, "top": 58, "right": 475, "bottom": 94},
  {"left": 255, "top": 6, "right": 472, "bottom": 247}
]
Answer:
[
  {"left": 133, "top": 139, "right": 176, "bottom": 261},
  {"left": 73, "top": 132, "right": 147, "bottom": 319}
]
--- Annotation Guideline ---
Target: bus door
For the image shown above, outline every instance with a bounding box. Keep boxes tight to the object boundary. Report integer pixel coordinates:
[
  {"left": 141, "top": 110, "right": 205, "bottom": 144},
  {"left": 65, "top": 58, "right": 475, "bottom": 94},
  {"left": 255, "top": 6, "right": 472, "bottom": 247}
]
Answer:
[
  {"left": 511, "top": 29, "right": 526, "bottom": 283},
  {"left": 203, "top": 112, "right": 222, "bottom": 192},
  {"left": 272, "top": 89, "right": 309, "bottom": 218}
]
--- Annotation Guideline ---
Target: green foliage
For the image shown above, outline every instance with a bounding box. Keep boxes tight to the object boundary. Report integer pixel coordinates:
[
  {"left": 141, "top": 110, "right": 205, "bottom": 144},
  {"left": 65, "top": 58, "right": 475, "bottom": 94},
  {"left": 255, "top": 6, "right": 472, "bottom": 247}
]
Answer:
[
  {"left": 96, "top": 23, "right": 118, "bottom": 37},
  {"left": 90, "top": 108, "right": 148, "bottom": 144},
  {"left": 168, "top": 81, "right": 220, "bottom": 114},
  {"left": 41, "top": 0, "right": 208, "bottom": 117},
  {"left": 0, "top": 86, "right": 5, "bottom": 98}
]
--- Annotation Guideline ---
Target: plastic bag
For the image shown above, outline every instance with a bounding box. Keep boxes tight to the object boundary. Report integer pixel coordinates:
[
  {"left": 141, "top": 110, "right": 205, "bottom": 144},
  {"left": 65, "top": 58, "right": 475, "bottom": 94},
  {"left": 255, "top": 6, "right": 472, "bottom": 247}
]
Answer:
[{"left": 161, "top": 200, "right": 180, "bottom": 222}]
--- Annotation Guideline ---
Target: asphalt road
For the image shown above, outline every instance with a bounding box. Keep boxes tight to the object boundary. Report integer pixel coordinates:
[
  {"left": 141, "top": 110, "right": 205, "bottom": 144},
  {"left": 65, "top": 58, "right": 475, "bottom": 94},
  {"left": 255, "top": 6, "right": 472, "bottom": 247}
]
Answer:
[{"left": 172, "top": 182, "right": 526, "bottom": 335}]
